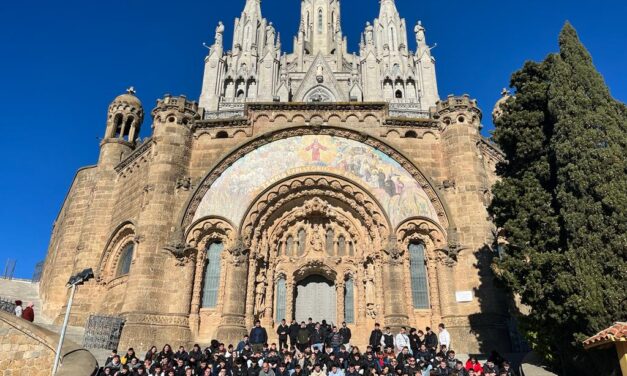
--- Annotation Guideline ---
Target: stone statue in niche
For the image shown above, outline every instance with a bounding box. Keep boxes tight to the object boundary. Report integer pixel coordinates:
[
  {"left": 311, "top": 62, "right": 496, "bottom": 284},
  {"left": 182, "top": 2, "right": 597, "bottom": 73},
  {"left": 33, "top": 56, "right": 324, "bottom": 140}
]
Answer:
[
  {"left": 316, "top": 64, "right": 324, "bottom": 83},
  {"left": 364, "top": 260, "right": 377, "bottom": 318},
  {"left": 309, "top": 224, "right": 325, "bottom": 253},
  {"left": 254, "top": 270, "right": 267, "bottom": 318}
]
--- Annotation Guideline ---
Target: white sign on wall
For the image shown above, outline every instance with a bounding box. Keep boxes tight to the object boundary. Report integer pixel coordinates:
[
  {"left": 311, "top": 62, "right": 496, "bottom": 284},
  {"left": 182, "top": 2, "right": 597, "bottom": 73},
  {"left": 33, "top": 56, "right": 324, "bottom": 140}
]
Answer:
[{"left": 455, "top": 291, "right": 474, "bottom": 303}]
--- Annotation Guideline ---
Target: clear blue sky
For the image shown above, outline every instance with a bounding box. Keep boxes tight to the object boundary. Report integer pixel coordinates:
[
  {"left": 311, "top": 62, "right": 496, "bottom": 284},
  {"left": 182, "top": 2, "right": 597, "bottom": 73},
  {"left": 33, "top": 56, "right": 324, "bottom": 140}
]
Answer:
[{"left": 0, "top": 0, "right": 625, "bottom": 279}]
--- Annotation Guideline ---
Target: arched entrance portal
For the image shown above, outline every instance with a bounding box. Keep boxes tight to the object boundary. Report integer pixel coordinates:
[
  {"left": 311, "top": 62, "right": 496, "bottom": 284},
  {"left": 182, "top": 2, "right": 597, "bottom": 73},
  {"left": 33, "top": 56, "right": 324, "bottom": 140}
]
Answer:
[{"left": 295, "top": 275, "right": 336, "bottom": 323}]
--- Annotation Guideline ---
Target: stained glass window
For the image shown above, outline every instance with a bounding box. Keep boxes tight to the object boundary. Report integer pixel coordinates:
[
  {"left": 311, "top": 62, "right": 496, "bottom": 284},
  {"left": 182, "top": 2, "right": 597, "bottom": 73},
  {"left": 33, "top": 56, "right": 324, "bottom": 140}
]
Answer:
[
  {"left": 409, "top": 243, "right": 429, "bottom": 309},
  {"left": 201, "top": 242, "right": 224, "bottom": 308}
]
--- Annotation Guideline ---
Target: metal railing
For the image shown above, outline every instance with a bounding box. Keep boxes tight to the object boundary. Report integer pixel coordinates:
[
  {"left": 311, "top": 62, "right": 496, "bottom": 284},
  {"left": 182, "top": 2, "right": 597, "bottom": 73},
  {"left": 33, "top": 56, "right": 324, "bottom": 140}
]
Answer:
[
  {"left": 83, "top": 315, "right": 125, "bottom": 350},
  {"left": 0, "top": 298, "right": 17, "bottom": 314}
]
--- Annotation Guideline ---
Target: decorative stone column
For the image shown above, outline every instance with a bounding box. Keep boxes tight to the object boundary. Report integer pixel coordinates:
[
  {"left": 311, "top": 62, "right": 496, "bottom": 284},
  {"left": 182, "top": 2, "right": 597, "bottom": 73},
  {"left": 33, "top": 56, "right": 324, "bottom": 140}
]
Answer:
[
  {"left": 189, "top": 248, "right": 207, "bottom": 337},
  {"left": 285, "top": 277, "right": 295, "bottom": 322},
  {"left": 215, "top": 240, "right": 250, "bottom": 345},
  {"left": 336, "top": 278, "right": 345, "bottom": 324},
  {"left": 382, "top": 236, "right": 409, "bottom": 332}
]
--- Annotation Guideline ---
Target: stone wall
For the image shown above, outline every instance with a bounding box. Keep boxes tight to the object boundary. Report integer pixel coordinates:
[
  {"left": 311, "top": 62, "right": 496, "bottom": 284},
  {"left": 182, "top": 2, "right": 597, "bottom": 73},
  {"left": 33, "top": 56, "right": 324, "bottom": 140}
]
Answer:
[{"left": 0, "top": 311, "right": 97, "bottom": 376}]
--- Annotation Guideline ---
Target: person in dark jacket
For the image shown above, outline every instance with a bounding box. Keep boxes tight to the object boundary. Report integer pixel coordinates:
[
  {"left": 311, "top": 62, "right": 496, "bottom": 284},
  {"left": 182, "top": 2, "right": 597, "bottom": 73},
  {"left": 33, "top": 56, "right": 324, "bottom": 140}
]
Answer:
[
  {"left": 250, "top": 321, "right": 269, "bottom": 353},
  {"left": 289, "top": 320, "right": 300, "bottom": 349},
  {"left": 310, "top": 324, "right": 325, "bottom": 352},
  {"left": 424, "top": 328, "right": 438, "bottom": 351},
  {"left": 339, "top": 322, "right": 352, "bottom": 347},
  {"left": 369, "top": 323, "right": 383, "bottom": 352},
  {"left": 277, "top": 320, "right": 290, "bottom": 351},
  {"left": 296, "top": 322, "right": 311, "bottom": 352},
  {"left": 329, "top": 326, "right": 344, "bottom": 353},
  {"left": 381, "top": 327, "right": 394, "bottom": 351}
]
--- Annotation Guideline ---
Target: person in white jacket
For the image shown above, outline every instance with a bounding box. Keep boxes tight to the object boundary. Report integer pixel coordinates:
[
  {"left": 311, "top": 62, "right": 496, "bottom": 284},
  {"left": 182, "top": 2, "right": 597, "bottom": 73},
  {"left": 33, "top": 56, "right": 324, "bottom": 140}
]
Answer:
[
  {"left": 438, "top": 323, "right": 451, "bottom": 350},
  {"left": 395, "top": 327, "right": 411, "bottom": 354}
]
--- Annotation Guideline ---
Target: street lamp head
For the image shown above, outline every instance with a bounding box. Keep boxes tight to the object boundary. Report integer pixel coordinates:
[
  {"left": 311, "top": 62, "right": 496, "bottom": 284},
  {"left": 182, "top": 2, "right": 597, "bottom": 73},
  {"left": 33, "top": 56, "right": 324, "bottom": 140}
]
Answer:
[{"left": 67, "top": 268, "right": 95, "bottom": 286}]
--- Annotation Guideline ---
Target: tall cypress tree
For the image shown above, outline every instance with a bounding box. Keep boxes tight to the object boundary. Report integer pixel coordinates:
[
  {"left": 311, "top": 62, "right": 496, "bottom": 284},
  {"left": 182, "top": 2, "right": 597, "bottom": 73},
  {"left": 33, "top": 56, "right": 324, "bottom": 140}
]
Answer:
[{"left": 490, "top": 23, "right": 627, "bottom": 374}]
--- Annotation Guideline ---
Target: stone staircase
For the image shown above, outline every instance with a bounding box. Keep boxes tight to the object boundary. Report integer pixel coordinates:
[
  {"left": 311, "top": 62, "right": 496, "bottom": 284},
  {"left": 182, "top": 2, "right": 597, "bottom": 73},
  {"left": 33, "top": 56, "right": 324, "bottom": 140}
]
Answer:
[
  {"left": 0, "top": 278, "right": 112, "bottom": 366},
  {"left": 0, "top": 278, "right": 46, "bottom": 322}
]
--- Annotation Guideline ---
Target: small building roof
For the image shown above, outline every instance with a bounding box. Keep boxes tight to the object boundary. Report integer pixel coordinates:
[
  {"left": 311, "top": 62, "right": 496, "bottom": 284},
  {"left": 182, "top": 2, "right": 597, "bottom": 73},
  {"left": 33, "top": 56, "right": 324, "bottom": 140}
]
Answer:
[{"left": 583, "top": 322, "right": 627, "bottom": 350}]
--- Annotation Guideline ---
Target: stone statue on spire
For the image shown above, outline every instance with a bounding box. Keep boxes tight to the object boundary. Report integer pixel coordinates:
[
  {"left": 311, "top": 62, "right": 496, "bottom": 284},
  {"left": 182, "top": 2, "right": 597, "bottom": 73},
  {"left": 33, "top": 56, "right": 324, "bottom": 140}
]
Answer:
[{"left": 214, "top": 21, "right": 225, "bottom": 47}]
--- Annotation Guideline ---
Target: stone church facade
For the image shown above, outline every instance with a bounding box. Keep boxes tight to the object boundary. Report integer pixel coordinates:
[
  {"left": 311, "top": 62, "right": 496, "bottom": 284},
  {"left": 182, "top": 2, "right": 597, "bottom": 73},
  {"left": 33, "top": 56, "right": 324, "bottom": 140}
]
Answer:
[{"left": 39, "top": 0, "right": 510, "bottom": 354}]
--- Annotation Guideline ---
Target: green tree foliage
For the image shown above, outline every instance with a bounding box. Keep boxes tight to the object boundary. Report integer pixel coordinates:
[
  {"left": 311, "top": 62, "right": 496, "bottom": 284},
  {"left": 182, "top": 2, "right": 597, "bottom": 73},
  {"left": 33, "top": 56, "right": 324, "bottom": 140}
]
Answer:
[{"left": 490, "top": 23, "right": 626, "bottom": 374}]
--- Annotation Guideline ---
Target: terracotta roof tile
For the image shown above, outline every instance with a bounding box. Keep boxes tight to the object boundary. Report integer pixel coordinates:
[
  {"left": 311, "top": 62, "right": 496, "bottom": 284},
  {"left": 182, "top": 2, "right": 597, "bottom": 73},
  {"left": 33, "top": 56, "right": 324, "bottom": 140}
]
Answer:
[{"left": 583, "top": 322, "right": 627, "bottom": 349}]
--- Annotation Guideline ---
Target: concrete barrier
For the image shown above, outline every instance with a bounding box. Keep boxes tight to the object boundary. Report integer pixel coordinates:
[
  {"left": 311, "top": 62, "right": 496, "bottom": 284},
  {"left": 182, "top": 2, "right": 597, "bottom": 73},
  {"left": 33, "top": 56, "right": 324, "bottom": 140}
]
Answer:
[{"left": 0, "top": 310, "right": 98, "bottom": 376}]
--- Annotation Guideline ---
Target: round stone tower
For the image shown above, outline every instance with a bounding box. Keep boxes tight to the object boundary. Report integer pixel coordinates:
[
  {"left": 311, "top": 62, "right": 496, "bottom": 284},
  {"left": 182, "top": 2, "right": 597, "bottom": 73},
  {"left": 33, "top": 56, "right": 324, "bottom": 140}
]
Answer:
[{"left": 99, "top": 88, "right": 145, "bottom": 168}]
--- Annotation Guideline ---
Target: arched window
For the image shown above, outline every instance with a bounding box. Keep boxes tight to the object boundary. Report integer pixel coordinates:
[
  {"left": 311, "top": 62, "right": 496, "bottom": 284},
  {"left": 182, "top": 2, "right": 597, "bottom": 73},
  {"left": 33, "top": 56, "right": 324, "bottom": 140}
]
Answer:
[
  {"left": 318, "top": 9, "right": 323, "bottom": 33},
  {"left": 116, "top": 243, "right": 134, "bottom": 277},
  {"left": 216, "top": 131, "right": 229, "bottom": 139},
  {"left": 285, "top": 236, "right": 294, "bottom": 256},
  {"left": 338, "top": 236, "right": 346, "bottom": 256},
  {"left": 409, "top": 242, "right": 429, "bottom": 309},
  {"left": 113, "top": 114, "right": 123, "bottom": 138},
  {"left": 201, "top": 242, "right": 224, "bottom": 308},
  {"left": 348, "top": 241, "right": 355, "bottom": 256},
  {"left": 344, "top": 277, "right": 355, "bottom": 324},
  {"left": 395, "top": 90, "right": 403, "bottom": 99},
  {"left": 298, "top": 229, "right": 306, "bottom": 255},
  {"left": 326, "top": 229, "right": 335, "bottom": 255},
  {"left": 275, "top": 277, "right": 286, "bottom": 322}
]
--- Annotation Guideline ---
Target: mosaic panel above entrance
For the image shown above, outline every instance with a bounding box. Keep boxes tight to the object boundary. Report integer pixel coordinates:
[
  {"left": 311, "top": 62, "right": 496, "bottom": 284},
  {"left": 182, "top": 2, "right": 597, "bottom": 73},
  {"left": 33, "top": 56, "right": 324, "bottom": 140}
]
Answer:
[{"left": 194, "top": 135, "right": 439, "bottom": 227}]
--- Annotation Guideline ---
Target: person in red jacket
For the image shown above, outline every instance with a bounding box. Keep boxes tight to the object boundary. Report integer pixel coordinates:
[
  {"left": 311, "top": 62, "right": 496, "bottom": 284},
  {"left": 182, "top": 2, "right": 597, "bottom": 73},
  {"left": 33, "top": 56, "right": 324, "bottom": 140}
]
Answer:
[
  {"left": 466, "top": 356, "right": 483, "bottom": 375},
  {"left": 21, "top": 302, "right": 35, "bottom": 322}
]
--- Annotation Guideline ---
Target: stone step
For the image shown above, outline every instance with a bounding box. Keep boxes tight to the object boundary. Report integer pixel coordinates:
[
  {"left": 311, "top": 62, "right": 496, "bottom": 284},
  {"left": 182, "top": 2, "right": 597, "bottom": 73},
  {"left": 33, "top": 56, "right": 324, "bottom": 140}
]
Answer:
[{"left": 0, "top": 278, "right": 48, "bottom": 323}]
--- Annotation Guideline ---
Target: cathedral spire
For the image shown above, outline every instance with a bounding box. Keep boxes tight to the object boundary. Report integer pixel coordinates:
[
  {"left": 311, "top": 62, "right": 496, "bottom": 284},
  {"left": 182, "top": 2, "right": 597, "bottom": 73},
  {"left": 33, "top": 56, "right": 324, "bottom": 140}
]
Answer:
[
  {"left": 375, "top": 0, "right": 407, "bottom": 55},
  {"left": 297, "top": 0, "right": 344, "bottom": 56}
]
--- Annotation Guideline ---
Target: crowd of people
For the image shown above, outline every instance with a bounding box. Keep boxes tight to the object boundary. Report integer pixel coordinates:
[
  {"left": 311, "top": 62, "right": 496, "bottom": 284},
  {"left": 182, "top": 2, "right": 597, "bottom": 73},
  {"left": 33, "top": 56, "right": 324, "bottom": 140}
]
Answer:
[{"left": 99, "top": 320, "right": 516, "bottom": 376}]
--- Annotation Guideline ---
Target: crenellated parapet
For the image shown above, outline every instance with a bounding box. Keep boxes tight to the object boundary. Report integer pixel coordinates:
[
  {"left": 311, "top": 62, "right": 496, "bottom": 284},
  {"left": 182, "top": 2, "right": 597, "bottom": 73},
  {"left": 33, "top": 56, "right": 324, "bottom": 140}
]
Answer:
[
  {"left": 435, "top": 94, "right": 482, "bottom": 129},
  {"left": 152, "top": 95, "right": 200, "bottom": 127}
]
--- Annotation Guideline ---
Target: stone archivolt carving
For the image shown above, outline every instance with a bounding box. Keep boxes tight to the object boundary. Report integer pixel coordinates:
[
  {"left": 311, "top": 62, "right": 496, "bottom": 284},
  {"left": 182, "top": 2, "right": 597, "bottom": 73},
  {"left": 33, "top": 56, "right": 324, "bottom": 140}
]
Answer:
[
  {"left": 97, "top": 222, "right": 137, "bottom": 285},
  {"left": 186, "top": 218, "right": 236, "bottom": 250},
  {"left": 241, "top": 175, "right": 391, "bottom": 249}
]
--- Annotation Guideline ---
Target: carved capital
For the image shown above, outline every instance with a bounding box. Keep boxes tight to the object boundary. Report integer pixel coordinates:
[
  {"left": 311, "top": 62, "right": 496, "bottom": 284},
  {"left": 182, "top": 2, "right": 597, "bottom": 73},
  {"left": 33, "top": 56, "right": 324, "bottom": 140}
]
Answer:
[
  {"left": 227, "top": 236, "right": 250, "bottom": 267},
  {"left": 163, "top": 242, "right": 197, "bottom": 266},
  {"left": 383, "top": 235, "right": 404, "bottom": 265},
  {"left": 435, "top": 229, "right": 466, "bottom": 267}
]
